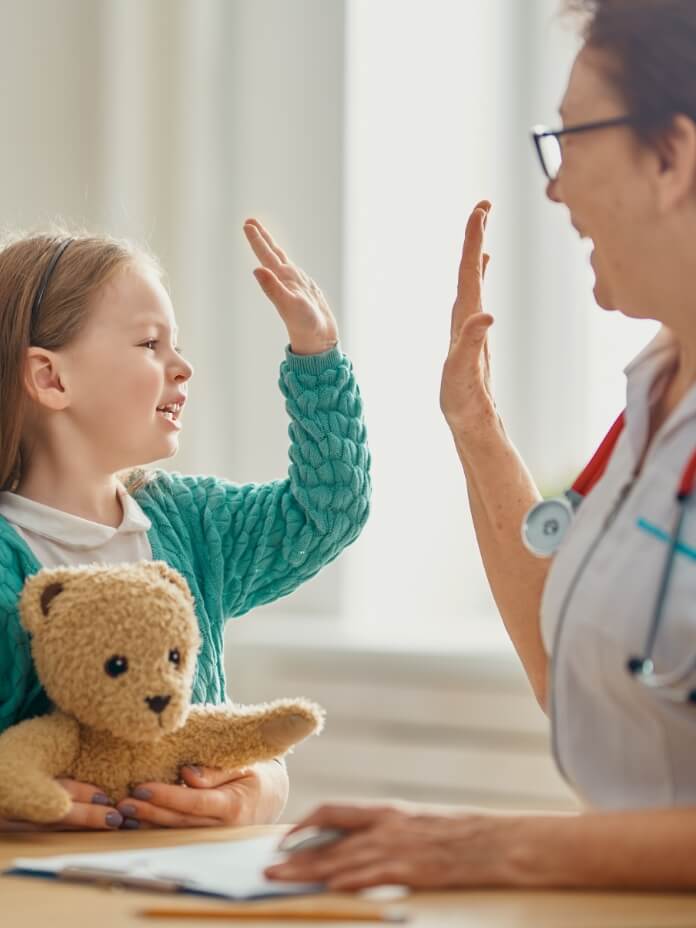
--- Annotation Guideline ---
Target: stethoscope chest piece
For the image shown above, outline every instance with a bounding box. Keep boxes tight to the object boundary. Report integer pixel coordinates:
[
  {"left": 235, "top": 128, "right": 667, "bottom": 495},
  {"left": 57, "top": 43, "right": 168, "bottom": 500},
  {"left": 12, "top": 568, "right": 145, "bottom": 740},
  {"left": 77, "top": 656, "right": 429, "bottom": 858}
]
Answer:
[{"left": 522, "top": 493, "right": 577, "bottom": 558}]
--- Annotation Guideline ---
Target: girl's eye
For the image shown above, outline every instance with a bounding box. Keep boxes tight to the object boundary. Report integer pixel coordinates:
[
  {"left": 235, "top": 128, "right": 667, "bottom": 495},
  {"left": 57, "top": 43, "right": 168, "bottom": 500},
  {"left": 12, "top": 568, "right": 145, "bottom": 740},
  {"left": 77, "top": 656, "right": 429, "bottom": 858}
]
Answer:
[{"left": 142, "top": 339, "right": 158, "bottom": 350}]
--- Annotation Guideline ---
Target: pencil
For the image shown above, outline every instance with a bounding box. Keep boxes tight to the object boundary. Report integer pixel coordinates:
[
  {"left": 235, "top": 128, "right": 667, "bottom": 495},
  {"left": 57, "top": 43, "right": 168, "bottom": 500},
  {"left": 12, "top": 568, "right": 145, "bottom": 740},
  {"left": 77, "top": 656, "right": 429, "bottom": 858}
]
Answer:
[{"left": 139, "top": 898, "right": 409, "bottom": 922}]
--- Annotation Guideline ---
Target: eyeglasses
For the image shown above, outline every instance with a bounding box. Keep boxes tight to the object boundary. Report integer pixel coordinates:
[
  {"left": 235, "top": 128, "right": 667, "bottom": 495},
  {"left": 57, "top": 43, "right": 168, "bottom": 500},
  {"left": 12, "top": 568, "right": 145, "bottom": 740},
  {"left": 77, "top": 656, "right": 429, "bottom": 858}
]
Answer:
[{"left": 531, "top": 115, "right": 637, "bottom": 181}]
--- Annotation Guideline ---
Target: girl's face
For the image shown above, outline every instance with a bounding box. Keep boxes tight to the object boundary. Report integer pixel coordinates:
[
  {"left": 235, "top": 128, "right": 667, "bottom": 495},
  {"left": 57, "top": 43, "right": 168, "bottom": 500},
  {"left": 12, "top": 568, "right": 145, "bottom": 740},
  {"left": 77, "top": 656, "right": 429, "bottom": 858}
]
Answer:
[
  {"left": 56, "top": 262, "right": 194, "bottom": 472},
  {"left": 546, "top": 45, "right": 668, "bottom": 318}
]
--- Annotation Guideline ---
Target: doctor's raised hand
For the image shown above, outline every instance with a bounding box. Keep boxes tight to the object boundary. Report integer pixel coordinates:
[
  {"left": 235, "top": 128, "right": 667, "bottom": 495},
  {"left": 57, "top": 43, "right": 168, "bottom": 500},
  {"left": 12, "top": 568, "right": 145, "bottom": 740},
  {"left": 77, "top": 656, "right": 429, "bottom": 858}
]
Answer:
[
  {"left": 243, "top": 219, "right": 339, "bottom": 356},
  {"left": 439, "top": 200, "right": 495, "bottom": 441},
  {"left": 440, "top": 198, "right": 551, "bottom": 709}
]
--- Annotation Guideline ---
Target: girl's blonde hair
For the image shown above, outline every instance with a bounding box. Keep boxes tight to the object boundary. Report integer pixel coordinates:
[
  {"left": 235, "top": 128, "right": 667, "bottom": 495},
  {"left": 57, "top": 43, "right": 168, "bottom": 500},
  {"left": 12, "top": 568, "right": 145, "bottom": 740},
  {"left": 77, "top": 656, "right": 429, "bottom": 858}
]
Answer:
[{"left": 0, "top": 228, "right": 162, "bottom": 495}]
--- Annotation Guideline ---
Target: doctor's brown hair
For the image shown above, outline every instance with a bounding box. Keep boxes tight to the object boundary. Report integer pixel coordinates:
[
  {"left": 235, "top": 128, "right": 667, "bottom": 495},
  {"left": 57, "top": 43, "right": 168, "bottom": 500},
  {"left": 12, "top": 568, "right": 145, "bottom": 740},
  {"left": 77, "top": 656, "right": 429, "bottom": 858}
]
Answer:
[
  {"left": 564, "top": 0, "right": 696, "bottom": 145},
  {"left": 0, "top": 230, "right": 160, "bottom": 494}
]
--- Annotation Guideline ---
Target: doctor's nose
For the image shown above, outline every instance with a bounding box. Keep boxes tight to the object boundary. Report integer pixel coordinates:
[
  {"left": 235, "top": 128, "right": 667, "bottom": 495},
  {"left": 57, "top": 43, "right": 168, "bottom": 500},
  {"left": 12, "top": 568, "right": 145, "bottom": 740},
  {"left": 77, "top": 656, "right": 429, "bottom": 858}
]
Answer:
[{"left": 546, "top": 176, "right": 563, "bottom": 204}]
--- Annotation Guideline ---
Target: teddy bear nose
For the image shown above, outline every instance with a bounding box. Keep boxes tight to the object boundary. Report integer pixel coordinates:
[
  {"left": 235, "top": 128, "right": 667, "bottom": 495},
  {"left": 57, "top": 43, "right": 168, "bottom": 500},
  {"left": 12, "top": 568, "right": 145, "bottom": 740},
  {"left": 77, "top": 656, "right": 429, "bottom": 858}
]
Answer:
[{"left": 145, "top": 694, "right": 171, "bottom": 714}]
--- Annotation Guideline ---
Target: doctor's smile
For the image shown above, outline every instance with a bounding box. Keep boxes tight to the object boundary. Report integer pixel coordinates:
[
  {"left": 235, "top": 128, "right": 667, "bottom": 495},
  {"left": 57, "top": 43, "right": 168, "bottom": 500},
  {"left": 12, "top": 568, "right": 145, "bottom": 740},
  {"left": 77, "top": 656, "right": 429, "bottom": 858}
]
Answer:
[
  {"left": 265, "top": 0, "right": 696, "bottom": 894},
  {"left": 5, "top": 0, "right": 696, "bottom": 906}
]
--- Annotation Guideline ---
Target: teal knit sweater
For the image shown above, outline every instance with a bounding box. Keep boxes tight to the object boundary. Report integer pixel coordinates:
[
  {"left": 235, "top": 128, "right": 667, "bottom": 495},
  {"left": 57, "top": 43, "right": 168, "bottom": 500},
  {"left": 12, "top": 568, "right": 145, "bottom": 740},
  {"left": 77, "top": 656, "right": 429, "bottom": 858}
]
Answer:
[{"left": 0, "top": 347, "right": 370, "bottom": 734}]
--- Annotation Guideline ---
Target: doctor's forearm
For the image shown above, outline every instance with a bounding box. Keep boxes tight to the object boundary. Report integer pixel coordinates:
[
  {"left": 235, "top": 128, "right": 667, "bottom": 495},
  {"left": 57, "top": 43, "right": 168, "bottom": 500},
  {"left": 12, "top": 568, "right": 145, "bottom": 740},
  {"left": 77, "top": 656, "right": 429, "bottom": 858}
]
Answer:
[
  {"left": 452, "top": 426, "right": 551, "bottom": 707},
  {"left": 507, "top": 807, "right": 696, "bottom": 890}
]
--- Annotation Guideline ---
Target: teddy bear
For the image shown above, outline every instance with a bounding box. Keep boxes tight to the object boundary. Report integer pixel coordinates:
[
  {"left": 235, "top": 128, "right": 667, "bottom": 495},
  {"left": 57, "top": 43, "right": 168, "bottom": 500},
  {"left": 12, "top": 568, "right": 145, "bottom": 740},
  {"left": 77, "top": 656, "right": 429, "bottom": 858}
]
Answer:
[{"left": 0, "top": 560, "right": 323, "bottom": 824}]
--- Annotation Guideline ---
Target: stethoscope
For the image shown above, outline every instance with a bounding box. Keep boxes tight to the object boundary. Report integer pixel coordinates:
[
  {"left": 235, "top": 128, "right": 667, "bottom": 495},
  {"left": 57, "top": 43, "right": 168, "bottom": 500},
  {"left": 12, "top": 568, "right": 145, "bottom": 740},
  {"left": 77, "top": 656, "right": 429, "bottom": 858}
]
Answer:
[{"left": 522, "top": 411, "right": 696, "bottom": 702}]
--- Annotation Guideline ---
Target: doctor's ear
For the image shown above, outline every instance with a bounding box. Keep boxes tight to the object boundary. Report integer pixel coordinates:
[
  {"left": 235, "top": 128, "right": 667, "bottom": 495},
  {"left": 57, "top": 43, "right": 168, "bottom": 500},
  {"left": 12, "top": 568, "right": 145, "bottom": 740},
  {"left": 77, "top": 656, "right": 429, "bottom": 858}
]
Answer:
[
  {"left": 653, "top": 114, "right": 696, "bottom": 210},
  {"left": 24, "top": 346, "right": 70, "bottom": 411}
]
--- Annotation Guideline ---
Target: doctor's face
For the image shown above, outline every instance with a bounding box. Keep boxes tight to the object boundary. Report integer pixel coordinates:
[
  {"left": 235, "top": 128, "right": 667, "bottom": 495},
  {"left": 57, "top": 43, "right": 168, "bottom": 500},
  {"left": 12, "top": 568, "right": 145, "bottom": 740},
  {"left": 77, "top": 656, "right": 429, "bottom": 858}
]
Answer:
[{"left": 546, "top": 45, "right": 662, "bottom": 318}]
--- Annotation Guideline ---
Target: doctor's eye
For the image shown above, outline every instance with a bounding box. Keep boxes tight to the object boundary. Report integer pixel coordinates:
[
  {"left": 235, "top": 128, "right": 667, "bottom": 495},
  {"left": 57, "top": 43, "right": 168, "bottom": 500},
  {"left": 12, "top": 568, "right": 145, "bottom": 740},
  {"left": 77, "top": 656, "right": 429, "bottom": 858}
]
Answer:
[
  {"left": 105, "top": 655, "right": 129, "bottom": 677},
  {"left": 168, "top": 648, "right": 181, "bottom": 666}
]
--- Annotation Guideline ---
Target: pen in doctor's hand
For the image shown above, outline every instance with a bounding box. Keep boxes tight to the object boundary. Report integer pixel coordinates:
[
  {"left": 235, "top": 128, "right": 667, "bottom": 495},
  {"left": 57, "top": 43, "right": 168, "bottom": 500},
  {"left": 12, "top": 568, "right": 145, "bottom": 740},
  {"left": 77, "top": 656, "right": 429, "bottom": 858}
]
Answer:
[{"left": 278, "top": 826, "right": 347, "bottom": 854}]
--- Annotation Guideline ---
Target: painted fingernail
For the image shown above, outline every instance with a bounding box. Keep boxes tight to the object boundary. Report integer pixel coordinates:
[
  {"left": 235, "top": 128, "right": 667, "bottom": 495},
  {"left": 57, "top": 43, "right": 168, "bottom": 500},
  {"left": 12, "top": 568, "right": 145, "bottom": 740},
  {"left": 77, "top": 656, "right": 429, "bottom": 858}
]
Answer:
[
  {"left": 132, "top": 787, "right": 152, "bottom": 800},
  {"left": 183, "top": 765, "right": 202, "bottom": 777},
  {"left": 91, "top": 793, "right": 110, "bottom": 806},
  {"left": 122, "top": 817, "right": 140, "bottom": 830},
  {"left": 106, "top": 811, "right": 124, "bottom": 828},
  {"left": 119, "top": 804, "right": 137, "bottom": 817}
]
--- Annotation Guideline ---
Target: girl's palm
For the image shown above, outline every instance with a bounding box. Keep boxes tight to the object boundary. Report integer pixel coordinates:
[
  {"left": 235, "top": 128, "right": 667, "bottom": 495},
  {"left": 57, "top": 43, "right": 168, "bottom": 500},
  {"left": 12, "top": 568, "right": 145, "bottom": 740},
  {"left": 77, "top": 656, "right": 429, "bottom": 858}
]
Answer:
[{"left": 244, "top": 219, "right": 338, "bottom": 356}]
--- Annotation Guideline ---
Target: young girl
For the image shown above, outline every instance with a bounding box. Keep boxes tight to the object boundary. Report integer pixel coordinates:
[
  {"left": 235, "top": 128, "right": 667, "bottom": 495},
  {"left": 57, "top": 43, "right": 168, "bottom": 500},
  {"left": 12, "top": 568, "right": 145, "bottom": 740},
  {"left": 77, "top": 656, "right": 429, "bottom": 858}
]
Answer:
[{"left": 0, "top": 219, "right": 371, "bottom": 832}]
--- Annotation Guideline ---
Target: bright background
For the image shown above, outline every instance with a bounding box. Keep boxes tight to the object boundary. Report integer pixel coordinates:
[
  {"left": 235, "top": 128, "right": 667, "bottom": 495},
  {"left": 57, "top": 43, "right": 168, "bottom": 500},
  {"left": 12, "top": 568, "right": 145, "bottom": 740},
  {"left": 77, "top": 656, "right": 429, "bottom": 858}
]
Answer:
[{"left": 0, "top": 0, "right": 660, "bottom": 814}]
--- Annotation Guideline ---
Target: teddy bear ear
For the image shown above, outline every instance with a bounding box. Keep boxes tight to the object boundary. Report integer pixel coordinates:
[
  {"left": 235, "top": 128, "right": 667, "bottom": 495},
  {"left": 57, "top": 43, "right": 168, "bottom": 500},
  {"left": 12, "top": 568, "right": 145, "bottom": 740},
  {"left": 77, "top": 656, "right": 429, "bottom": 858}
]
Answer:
[
  {"left": 148, "top": 561, "right": 193, "bottom": 603},
  {"left": 20, "top": 567, "right": 76, "bottom": 634}
]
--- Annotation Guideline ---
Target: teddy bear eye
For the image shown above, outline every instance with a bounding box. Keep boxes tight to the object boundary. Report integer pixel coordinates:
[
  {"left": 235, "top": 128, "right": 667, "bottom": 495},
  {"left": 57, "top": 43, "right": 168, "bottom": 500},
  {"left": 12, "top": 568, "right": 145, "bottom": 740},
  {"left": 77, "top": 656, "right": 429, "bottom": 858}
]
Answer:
[
  {"left": 104, "top": 655, "right": 128, "bottom": 678},
  {"left": 168, "top": 648, "right": 181, "bottom": 666}
]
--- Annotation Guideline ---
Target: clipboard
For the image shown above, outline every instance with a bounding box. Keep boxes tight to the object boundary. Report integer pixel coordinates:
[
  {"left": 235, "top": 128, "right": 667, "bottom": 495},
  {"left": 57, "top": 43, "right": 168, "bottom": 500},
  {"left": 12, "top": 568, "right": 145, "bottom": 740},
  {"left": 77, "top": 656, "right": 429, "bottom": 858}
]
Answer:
[{"left": 5, "top": 834, "right": 322, "bottom": 901}]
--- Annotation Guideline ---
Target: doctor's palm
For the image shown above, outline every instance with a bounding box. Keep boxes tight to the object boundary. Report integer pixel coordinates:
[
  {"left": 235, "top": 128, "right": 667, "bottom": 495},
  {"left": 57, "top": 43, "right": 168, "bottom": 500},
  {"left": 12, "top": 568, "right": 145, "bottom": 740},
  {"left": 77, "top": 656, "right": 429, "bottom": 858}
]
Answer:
[{"left": 440, "top": 200, "right": 497, "bottom": 439}]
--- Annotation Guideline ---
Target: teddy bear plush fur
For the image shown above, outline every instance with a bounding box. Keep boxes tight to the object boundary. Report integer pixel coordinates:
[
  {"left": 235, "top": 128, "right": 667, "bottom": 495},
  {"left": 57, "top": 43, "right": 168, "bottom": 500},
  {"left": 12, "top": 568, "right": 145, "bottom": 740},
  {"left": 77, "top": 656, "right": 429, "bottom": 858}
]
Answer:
[{"left": 0, "top": 561, "right": 323, "bottom": 824}]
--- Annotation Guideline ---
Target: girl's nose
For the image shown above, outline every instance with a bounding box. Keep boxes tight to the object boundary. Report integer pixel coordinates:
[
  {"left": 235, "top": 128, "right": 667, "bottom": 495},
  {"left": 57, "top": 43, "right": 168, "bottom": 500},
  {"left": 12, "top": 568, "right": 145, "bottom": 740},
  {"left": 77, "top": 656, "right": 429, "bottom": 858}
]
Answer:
[{"left": 175, "top": 356, "right": 194, "bottom": 382}]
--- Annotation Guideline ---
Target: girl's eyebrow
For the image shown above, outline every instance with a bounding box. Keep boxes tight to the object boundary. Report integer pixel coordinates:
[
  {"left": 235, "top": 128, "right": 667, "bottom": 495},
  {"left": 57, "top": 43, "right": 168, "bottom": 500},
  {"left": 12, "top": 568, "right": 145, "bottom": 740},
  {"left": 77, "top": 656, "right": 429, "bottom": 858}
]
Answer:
[{"left": 131, "top": 319, "right": 179, "bottom": 339}]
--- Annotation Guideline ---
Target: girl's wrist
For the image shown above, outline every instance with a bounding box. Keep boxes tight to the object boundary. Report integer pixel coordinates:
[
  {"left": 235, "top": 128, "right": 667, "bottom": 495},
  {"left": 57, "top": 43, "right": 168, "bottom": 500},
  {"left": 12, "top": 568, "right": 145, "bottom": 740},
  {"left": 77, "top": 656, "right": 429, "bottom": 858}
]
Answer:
[
  {"left": 254, "top": 758, "right": 289, "bottom": 824},
  {"left": 288, "top": 337, "right": 339, "bottom": 357}
]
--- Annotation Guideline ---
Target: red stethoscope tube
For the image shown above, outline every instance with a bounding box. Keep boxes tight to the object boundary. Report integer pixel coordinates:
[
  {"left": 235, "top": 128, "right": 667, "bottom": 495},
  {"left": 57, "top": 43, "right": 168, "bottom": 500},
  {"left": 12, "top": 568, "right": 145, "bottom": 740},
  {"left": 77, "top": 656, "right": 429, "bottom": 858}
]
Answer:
[
  {"left": 573, "top": 409, "right": 696, "bottom": 501},
  {"left": 523, "top": 407, "right": 696, "bottom": 701},
  {"left": 522, "top": 409, "right": 696, "bottom": 559},
  {"left": 571, "top": 411, "right": 626, "bottom": 498}
]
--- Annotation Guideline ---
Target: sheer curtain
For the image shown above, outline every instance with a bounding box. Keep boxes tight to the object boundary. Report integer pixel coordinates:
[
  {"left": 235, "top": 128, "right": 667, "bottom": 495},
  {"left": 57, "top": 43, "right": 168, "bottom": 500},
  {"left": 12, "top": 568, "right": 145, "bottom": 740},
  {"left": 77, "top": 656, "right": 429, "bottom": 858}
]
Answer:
[{"left": 0, "top": 0, "right": 658, "bottom": 647}]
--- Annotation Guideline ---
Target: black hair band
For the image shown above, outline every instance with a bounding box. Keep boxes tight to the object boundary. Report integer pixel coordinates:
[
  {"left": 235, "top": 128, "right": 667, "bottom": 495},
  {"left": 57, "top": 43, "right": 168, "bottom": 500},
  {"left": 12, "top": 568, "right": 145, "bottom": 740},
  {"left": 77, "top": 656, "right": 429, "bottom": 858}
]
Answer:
[{"left": 30, "top": 237, "right": 73, "bottom": 328}]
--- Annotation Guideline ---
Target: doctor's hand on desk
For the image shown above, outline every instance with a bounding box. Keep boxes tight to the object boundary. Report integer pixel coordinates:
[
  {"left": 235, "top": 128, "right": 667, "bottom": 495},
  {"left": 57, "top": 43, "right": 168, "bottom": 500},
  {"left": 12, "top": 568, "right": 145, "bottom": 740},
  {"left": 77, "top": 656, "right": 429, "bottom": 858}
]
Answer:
[
  {"left": 440, "top": 200, "right": 497, "bottom": 440},
  {"left": 115, "top": 760, "right": 289, "bottom": 829},
  {"left": 265, "top": 803, "right": 518, "bottom": 890}
]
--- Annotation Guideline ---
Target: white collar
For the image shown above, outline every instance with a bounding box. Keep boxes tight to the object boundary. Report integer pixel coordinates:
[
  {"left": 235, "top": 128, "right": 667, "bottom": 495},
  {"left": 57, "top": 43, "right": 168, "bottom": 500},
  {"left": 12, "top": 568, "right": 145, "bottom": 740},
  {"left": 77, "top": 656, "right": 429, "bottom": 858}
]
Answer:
[
  {"left": 623, "top": 326, "right": 696, "bottom": 457},
  {"left": 0, "top": 484, "right": 151, "bottom": 550},
  {"left": 623, "top": 326, "right": 678, "bottom": 380}
]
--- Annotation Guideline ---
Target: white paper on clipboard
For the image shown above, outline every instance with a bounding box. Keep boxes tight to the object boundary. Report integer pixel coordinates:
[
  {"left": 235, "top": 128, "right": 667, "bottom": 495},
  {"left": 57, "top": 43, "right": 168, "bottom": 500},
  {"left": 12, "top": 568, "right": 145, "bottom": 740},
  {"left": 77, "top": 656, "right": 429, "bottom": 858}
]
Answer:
[{"left": 7, "top": 834, "right": 321, "bottom": 900}]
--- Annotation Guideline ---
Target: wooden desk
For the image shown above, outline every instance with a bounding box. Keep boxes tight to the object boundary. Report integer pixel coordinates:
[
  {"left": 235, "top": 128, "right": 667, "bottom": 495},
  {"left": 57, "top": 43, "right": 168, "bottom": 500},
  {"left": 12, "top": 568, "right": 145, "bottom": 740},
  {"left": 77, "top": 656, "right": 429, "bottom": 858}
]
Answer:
[{"left": 3, "top": 825, "right": 696, "bottom": 927}]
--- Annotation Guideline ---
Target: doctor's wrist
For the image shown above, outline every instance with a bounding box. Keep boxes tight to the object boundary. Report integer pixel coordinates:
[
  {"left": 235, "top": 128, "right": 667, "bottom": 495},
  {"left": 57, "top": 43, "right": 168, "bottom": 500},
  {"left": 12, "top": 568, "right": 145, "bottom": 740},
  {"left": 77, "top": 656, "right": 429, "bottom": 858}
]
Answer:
[{"left": 449, "top": 412, "right": 508, "bottom": 464}]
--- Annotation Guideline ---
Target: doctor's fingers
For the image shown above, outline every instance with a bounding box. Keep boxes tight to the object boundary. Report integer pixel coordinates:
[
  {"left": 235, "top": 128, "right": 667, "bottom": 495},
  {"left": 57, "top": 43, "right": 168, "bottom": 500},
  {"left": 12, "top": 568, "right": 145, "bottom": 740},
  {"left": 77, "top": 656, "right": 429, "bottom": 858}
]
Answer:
[
  {"left": 450, "top": 201, "right": 491, "bottom": 341},
  {"left": 269, "top": 848, "right": 385, "bottom": 886},
  {"left": 284, "top": 802, "right": 401, "bottom": 839},
  {"left": 447, "top": 313, "right": 495, "bottom": 368}
]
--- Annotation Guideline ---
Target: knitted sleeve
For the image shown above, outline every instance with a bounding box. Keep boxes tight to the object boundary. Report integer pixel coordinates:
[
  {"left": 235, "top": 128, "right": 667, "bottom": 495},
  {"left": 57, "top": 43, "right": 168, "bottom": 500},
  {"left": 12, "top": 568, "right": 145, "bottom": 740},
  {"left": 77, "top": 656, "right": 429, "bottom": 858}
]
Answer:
[
  {"left": 0, "top": 561, "right": 50, "bottom": 733},
  {"left": 143, "top": 347, "right": 371, "bottom": 620}
]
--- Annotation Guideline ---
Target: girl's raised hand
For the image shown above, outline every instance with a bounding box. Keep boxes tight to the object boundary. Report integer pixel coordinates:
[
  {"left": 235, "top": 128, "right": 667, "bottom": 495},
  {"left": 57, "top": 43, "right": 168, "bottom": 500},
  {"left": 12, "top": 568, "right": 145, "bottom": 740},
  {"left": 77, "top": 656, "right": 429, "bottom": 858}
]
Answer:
[
  {"left": 244, "top": 219, "right": 339, "bottom": 356},
  {"left": 440, "top": 200, "right": 497, "bottom": 440}
]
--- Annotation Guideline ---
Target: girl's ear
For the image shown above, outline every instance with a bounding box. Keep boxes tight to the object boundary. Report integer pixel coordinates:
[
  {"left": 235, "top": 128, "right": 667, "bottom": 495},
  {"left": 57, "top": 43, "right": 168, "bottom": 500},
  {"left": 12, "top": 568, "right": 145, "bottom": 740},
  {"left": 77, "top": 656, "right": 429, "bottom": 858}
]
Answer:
[
  {"left": 23, "top": 346, "right": 70, "bottom": 411},
  {"left": 20, "top": 567, "right": 77, "bottom": 634}
]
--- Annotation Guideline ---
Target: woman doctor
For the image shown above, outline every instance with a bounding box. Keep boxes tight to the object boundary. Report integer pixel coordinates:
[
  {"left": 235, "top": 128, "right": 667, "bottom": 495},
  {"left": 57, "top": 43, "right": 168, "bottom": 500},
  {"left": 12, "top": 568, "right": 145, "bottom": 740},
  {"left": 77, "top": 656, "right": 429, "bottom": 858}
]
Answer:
[{"left": 266, "top": 0, "right": 696, "bottom": 891}]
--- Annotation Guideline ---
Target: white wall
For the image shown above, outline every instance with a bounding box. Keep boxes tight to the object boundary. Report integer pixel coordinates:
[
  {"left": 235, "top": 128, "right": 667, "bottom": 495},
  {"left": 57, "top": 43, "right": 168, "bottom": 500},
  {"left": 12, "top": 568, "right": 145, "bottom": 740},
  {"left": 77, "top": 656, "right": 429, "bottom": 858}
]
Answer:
[
  {"left": 0, "top": 0, "right": 658, "bottom": 643},
  {"left": 0, "top": 0, "right": 347, "bottom": 618}
]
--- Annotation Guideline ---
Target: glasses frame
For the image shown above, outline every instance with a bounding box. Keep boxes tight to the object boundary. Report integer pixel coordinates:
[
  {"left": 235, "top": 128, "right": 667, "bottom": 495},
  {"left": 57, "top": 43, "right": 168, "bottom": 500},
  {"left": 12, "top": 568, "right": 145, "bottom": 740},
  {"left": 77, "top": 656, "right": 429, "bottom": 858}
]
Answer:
[{"left": 531, "top": 115, "right": 637, "bottom": 181}]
